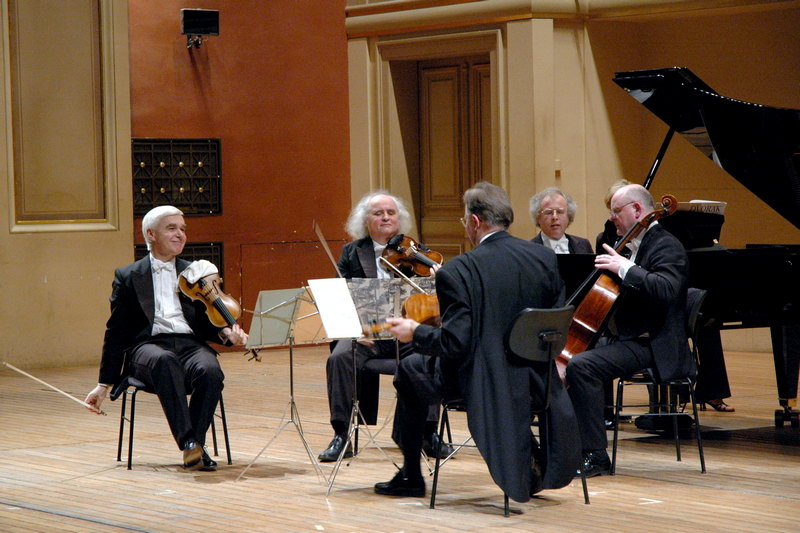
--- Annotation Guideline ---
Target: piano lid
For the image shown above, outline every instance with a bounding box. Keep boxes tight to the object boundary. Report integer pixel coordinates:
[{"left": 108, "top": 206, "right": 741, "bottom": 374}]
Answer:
[{"left": 613, "top": 67, "right": 800, "bottom": 229}]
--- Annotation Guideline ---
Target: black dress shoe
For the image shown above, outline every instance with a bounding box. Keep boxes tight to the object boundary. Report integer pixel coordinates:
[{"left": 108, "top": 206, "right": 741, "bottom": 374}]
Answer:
[
  {"left": 374, "top": 471, "right": 425, "bottom": 497},
  {"left": 199, "top": 450, "right": 217, "bottom": 472},
  {"left": 578, "top": 450, "right": 611, "bottom": 478},
  {"left": 182, "top": 440, "right": 202, "bottom": 470},
  {"left": 318, "top": 435, "right": 352, "bottom": 463},
  {"left": 423, "top": 432, "right": 454, "bottom": 459}
]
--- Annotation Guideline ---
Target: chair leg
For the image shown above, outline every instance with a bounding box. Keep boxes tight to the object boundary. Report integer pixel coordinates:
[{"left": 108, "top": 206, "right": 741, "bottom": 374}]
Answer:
[
  {"left": 210, "top": 417, "right": 219, "bottom": 457},
  {"left": 503, "top": 493, "right": 509, "bottom": 517},
  {"left": 611, "top": 380, "right": 624, "bottom": 475},
  {"left": 218, "top": 394, "right": 232, "bottom": 465},
  {"left": 117, "top": 390, "right": 127, "bottom": 462},
  {"left": 579, "top": 464, "right": 591, "bottom": 504},
  {"left": 688, "top": 381, "right": 706, "bottom": 473},
  {"left": 429, "top": 408, "right": 449, "bottom": 509},
  {"left": 670, "top": 385, "right": 682, "bottom": 462},
  {"left": 127, "top": 389, "right": 138, "bottom": 470}
]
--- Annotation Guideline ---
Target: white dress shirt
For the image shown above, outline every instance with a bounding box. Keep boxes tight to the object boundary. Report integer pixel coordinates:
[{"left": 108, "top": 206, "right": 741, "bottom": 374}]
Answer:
[
  {"left": 543, "top": 234, "right": 570, "bottom": 254},
  {"left": 150, "top": 254, "right": 193, "bottom": 336},
  {"left": 373, "top": 241, "right": 391, "bottom": 279}
]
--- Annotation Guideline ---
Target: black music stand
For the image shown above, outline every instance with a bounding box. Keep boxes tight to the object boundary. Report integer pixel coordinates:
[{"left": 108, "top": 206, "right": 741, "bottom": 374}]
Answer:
[{"left": 236, "top": 287, "right": 327, "bottom": 482}]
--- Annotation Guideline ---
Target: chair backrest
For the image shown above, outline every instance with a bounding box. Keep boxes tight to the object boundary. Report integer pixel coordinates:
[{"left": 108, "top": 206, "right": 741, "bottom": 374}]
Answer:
[
  {"left": 686, "top": 288, "right": 708, "bottom": 367},
  {"left": 504, "top": 305, "right": 575, "bottom": 364},
  {"left": 686, "top": 288, "right": 708, "bottom": 339}
]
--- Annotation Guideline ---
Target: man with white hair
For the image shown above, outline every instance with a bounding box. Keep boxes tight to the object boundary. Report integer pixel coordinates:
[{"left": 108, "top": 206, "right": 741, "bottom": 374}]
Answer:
[
  {"left": 318, "top": 191, "right": 450, "bottom": 463},
  {"left": 85, "top": 205, "right": 248, "bottom": 471}
]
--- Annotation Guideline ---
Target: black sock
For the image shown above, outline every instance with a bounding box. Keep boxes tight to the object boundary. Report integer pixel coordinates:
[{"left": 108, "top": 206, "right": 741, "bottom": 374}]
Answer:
[{"left": 332, "top": 421, "right": 348, "bottom": 438}]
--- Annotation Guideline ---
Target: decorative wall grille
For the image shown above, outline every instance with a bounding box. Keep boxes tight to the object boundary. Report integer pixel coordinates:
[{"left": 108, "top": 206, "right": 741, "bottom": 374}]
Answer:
[{"left": 132, "top": 139, "right": 222, "bottom": 216}]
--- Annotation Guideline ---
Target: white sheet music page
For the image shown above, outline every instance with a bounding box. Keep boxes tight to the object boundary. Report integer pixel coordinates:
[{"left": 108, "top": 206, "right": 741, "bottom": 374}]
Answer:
[{"left": 307, "top": 278, "right": 363, "bottom": 339}]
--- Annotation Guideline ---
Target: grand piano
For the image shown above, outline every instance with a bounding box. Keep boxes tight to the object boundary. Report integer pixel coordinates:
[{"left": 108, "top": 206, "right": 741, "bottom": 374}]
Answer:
[{"left": 572, "top": 67, "right": 800, "bottom": 427}]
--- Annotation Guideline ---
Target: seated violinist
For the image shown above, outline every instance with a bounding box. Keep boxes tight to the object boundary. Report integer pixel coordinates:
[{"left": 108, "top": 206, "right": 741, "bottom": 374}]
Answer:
[
  {"left": 84, "top": 205, "right": 248, "bottom": 471},
  {"left": 318, "top": 191, "right": 452, "bottom": 462}
]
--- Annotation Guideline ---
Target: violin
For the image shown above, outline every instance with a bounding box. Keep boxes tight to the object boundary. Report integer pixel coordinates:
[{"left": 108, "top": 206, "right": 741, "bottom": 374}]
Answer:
[
  {"left": 555, "top": 194, "right": 678, "bottom": 382},
  {"left": 363, "top": 235, "right": 444, "bottom": 337},
  {"left": 178, "top": 273, "right": 242, "bottom": 328},
  {"left": 382, "top": 234, "right": 443, "bottom": 277},
  {"left": 362, "top": 292, "right": 441, "bottom": 337}
]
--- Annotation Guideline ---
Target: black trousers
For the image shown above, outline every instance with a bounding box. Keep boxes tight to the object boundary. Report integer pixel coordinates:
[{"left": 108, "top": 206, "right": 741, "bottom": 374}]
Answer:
[
  {"left": 393, "top": 354, "right": 445, "bottom": 472},
  {"left": 326, "top": 339, "right": 438, "bottom": 433},
  {"left": 694, "top": 326, "right": 732, "bottom": 402},
  {"left": 567, "top": 338, "right": 654, "bottom": 452},
  {"left": 130, "top": 334, "right": 224, "bottom": 449}
]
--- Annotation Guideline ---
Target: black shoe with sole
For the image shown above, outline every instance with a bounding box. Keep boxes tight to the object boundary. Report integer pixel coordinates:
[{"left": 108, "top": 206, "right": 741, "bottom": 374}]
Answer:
[
  {"left": 318, "top": 435, "right": 352, "bottom": 463},
  {"left": 374, "top": 471, "right": 425, "bottom": 497},
  {"left": 199, "top": 450, "right": 217, "bottom": 471},
  {"left": 423, "top": 432, "right": 454, "bottom": 459},
  {"left": 578, "top": 449, "right": 611, "bottom": 478},
  {"left": 182, "top": 440, "right": 202, "bottom": 470}
]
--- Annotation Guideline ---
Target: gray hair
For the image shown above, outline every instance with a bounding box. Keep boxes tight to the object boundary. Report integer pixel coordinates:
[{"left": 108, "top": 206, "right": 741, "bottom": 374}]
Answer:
[
  {"left": 528, "top": 187, "right": 577, "bottom": 227},
  {"left": 614, "top": 184, "right": 655, "bottom": 211},
  {"left": 344, "top": 190, "right": 412, "bottom": 240},
  {"left": 142, "top": 205, "right": 183, "bottom": 250},
  {"left": 463, "top": 181, "right": 513, "bottom": 229}
]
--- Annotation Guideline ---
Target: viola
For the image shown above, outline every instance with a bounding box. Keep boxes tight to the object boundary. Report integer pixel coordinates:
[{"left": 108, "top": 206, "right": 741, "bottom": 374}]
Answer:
[
  {"left": 362, "top": 292, "right": 441, "bottom": 337},
  {"left": 555, "top": 194, "right": 678, "bottom": 382},
  {"left": 382, "top": 234, "right": 443, "bottom": 277},
  {"left": 178, "top": 273, "right": 242, "bottom": 329}
]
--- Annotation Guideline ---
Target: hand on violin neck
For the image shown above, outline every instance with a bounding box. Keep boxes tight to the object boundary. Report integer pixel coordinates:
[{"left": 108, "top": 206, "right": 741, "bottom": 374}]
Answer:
[{"left": 385, "top": 317, "right": 418, "bottom": 343}]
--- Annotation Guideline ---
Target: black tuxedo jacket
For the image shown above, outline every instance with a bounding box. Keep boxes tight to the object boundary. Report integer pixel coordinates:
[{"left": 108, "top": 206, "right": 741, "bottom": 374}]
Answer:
[
  {"left": 413, "top": 231, "right": 581, "bottom": 502},
  {"left": 615, "top": 223, "right": 692, "bottom": 380},
  {"left": 98, "top": 256, "right": 224, "bottom": 386},
  {"left": 336, "top": 236, "right": 377, "bottom": 278},
  {"left": 532, "top": 232, "right": 594, "bottom": 254}
]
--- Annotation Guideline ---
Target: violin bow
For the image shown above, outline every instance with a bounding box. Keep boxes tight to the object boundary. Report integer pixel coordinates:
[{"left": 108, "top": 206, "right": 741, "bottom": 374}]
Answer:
[
  {"left": 378, "top": 256, "right": 429, "bottom": 294},
  {"left": 312, "top": 220, "right": 343, "bottom": 278},
  {"left": 2, "top": 361, "right": 106, "bottom": 415}
]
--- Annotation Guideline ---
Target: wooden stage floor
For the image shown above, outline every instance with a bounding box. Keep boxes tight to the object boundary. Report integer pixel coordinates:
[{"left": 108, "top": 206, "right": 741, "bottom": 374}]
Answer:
[{"left": 1, "top": 346, "right": 799, "bottom": 532}]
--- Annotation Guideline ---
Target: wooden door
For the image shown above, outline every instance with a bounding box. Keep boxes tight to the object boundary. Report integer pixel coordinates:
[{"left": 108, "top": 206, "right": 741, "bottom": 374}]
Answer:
[{"left": 418, "top": 56, "right": 492, "bottom": 260}]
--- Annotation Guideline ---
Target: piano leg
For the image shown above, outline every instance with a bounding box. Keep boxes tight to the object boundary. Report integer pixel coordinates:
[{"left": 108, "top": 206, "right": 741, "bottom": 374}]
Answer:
[{"left": 770, "top": 324, "right": 800, "bottom": 428}]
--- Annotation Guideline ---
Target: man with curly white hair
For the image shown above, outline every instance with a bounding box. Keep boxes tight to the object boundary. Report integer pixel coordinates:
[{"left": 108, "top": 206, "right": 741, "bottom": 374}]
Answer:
[{"left": 319, "top": 191, "right": 450, "bottom": 462}]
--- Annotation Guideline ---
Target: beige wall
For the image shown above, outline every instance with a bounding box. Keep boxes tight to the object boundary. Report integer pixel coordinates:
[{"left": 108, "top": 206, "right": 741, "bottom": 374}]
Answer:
[
  {"left": 0, "top": 1, "right": 132, "bottom": 369},
  {"left": 347, "top": 0, "right": 800, "bottom": 352}
]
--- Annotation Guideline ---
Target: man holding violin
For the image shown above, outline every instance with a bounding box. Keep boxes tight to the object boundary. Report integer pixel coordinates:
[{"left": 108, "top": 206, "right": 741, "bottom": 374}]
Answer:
[
  {"left": 319, "top": 191, "right": 451, "bottom": 462},
  {"left": 84, "top": 205, "right": 248, "bottom": 471},
  {"left": 375, "top": 182, "right": 580, "bottom": 501}
]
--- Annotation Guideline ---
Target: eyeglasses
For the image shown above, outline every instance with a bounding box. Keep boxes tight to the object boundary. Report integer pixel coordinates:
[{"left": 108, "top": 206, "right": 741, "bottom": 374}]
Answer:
[
  {"left": 459, "top": 216, "right": 467, "bottom": 227},
  {"left": 539, "top": 208, "right": 566, "bottom": 217},
  {"left": 609, "top": 201, "right": 635, "bottom": 218}
]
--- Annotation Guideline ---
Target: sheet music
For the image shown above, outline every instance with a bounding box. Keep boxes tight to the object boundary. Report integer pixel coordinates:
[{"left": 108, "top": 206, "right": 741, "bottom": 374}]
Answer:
[{"left": 307, "top": 278, "right": 363, "bottom": 339}]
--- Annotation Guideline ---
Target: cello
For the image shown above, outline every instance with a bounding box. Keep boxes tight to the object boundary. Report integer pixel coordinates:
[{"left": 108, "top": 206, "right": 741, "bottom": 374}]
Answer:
[{"left": 555, "top": 194, "right": 678, "bottom": 382}]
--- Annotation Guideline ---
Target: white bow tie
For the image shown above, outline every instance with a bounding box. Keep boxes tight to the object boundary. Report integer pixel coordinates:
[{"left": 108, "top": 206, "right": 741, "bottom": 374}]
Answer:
[{"left": 152, "top": 259, "right": 174, "bottom": 272}]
